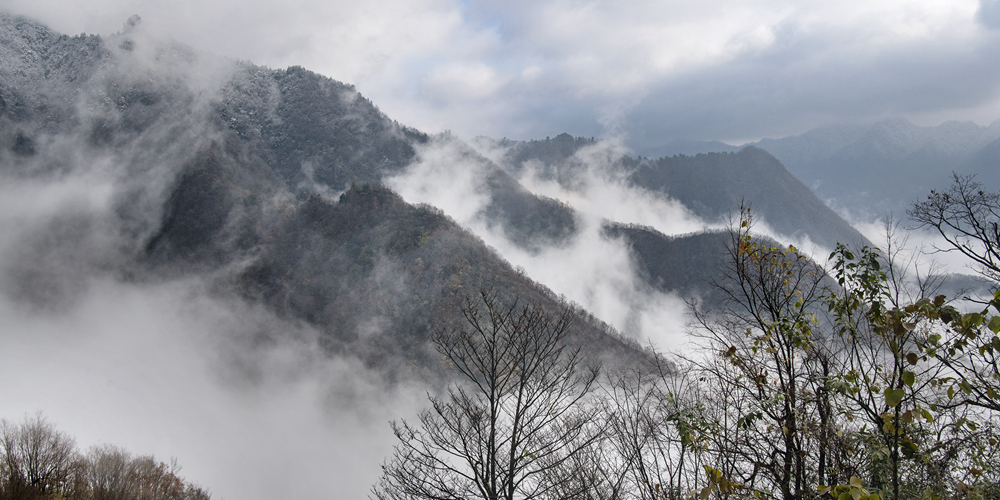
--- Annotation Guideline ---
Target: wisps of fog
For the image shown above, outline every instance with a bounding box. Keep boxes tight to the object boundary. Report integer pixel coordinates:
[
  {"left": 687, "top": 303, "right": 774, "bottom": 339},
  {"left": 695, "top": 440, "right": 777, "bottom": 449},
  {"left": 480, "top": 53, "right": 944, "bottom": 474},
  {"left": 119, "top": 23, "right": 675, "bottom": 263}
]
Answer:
[
  {"left": 0, "top": 275, "right": 425, "bottom": 499},
  {"left": 389, "top": 137, "right": 708, "bottom": 351},
  {"left": 0, "top": 23, "right": 428, "bottom": 500},
  {"left": 388, "top": 135, "right": 869, "bottom": 353},
  {"left": 848, "top": 216, "right": 996, "bottom": 305},
  {"left": 0, "top": 147, "right": 427, "bottom": 500},
  {"left": 0, "top": 163, "right": 425, "bottom": 500}
]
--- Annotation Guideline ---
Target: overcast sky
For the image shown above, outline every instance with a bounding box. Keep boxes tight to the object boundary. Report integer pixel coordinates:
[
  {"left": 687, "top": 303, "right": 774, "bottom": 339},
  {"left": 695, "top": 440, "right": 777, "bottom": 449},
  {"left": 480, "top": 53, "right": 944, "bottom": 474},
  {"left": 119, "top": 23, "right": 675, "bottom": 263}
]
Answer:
[
  {"left": 3, "top": 3, "right": 998, "bottom": 496},
  {"left": 6, "top": 0, "right": 1000, "bottom": 149}
]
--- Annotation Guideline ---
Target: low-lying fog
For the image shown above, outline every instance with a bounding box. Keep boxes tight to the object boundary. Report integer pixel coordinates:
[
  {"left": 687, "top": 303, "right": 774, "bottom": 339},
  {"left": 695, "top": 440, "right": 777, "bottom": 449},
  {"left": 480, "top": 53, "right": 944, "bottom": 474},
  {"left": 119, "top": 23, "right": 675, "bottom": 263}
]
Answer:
[
  {"left": 2, "top": 15, "right": 990, "bottom": 500},
  {"left": 0, "top": 174, "right": 427, "bottom": 499}
]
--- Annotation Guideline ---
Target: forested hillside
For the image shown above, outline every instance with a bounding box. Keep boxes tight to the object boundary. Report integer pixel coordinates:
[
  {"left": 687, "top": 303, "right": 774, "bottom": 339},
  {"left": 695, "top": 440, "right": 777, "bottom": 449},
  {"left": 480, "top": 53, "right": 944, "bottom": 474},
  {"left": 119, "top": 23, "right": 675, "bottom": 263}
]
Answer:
[
  {"left": 0, "top": 13, "right": 641, "bottom": 372},
  {"left": 628, "top": 146, "right": 868, "bottom": 250},
  {"left": 602, "top": 223, "right": 731, "bottom": 306},
  {"left": 489, "top": 134, "right": 868, "bottom": 251}
]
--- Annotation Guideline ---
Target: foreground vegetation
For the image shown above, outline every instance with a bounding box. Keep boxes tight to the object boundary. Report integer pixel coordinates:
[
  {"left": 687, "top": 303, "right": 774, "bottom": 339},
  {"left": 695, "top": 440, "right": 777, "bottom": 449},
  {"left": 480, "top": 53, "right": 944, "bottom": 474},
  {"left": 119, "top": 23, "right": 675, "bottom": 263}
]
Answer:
[
  {"left": 0, "top": 414, "right": 209, "bottom": 500},
  {"left": 375, "top": 175, "right": 1000, "bottom": 500}
]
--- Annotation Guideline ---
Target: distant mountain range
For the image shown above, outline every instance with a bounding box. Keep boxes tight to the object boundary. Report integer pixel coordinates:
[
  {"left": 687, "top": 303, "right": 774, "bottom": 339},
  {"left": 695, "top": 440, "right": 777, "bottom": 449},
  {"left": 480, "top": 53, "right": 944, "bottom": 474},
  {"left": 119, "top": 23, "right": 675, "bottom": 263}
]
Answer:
[
  {"left": 640, "top": 119, "right": 1000, "bottom": 220},
  {"left": 755, "top": 118, "right": 1000, "bottom": 218}
]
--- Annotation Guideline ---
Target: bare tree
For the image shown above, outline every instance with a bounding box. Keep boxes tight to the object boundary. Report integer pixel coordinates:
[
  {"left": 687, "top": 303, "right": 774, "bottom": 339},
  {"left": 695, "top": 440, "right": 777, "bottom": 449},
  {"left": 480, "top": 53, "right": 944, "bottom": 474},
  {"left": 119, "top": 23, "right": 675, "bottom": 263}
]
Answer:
[
  {"left": 601, "top": 359, "right": 707, "bottom": 500},
  {"left": 0, "top": 413, "right": 77, "bottom": 499},
  {"left": 0, "top": 415, "right": 211, "bottom": 500},
  {"left": 909, "top": 173, "right": 1000, "bottom": 289},
  {"left": 373, "top": 289, "right": 602, "bottom": 500},
  {"left": 79, "top": 444, "right": 210, "bottom": 500}
]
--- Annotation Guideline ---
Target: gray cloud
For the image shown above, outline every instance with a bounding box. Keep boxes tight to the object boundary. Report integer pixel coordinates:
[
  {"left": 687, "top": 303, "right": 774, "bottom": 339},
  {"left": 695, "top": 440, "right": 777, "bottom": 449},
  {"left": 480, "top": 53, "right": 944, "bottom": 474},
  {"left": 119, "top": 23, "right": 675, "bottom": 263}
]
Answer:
[
  {"left": 0, "top": 276, "right": 424, "bottom": 499},
  {"left": 981, "top": 0, "right": 1000, "bottom": 30},
  {"left": 624, "top": 21, "right": 1000, "bottom": 146},
  {"left": 0, "top": 21, "right": 428, "bottom": 499},
  {"left": 6, "top": 0, "right": 998, "bottom": 149}
]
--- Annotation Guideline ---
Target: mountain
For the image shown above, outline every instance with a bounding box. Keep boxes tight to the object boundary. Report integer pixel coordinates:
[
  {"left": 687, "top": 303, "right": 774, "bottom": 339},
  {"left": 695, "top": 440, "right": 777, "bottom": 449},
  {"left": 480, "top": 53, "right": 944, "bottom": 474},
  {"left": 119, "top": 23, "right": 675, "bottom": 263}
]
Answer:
[
  {"left": 0, "top": 12, "right": 888, "bottom": 377},
  {"left": 752, "top": 118, "right": 1000, "bottom": 218},
  {"left": 488, "top": 133, "right": 606, "bottom": 189},
  {"left": 486, "top": 134, "right": 867, "bottom": 251},
  {"left": 602, "top": 223, "right": 731, "bottom": 305},
  {"left": 233, "top": 184, "right": 637, "bottom": 374},
  {"left": 960, "top": 135, "right": 1000, "bottom": 189},
  {"left": 0, "top": 14, "right": 639, "bottom": 373},
  {"left": 628, "top": 147, "right": 869, "bottom": 250},
  {"left": 636, "top": 138, "right": 741, "bottom": 158}
]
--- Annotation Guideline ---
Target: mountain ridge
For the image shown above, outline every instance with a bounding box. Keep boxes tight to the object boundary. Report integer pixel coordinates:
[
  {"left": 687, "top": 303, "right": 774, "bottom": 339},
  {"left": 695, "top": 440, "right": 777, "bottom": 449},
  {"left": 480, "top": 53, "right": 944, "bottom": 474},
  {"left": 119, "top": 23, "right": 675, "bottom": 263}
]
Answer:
[
  {"left": 750, "top": 118, "right": 1000, "bottom": 217},
  {"left": 0, "top": 13, "right": 644, "bottom": 373}
]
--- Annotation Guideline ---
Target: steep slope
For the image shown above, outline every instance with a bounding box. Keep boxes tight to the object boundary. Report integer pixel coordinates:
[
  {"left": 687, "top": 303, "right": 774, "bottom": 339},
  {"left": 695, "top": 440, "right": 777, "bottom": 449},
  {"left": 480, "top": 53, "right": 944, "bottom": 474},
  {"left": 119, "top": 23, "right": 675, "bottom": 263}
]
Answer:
[
  {"left": 215, "top": 67, "right": 577, "bottom": 249},
  {"left": 602, "top": 223, "right": 730, "bottom": 306},
  {"left": 214, "top": 63, "right": 428, "bottom": 191},
  {"left": 488, "top": 134, "right": 867, "bottom": 251},
  {"left": 628, "top": 147, "right": 868, "bottom": 250},
  {"left": 237, "top": 184, "right": 638, "bottom": 374},
  {"left": 0, "top": 14, "right": 640, "bottom": 372},
  {"left": 603, "top": 222, "right": 843, "bottom": 312}
]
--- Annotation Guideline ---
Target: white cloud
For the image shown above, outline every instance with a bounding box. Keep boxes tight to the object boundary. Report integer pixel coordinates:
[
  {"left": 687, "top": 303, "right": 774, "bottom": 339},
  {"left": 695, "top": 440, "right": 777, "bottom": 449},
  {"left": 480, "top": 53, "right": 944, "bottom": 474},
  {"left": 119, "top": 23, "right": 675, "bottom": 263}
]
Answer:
[
  {"left": 421, "top": 61, "right": 507, "bottom": 101},
  {"left": 0, "top": 277, "right": 424, "bottom": 500},
  {"left": 6, "top": 0, "right": 998, "bottom": 147},
  {"left": 388, "top": 137, "right": 708, "bottom": 350}
]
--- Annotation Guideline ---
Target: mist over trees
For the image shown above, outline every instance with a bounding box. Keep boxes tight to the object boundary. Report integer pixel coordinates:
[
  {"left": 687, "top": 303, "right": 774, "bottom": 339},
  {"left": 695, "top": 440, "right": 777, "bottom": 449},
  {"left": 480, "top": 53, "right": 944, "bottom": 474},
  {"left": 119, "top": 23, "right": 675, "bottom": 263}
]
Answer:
[
  {"left": 374, "top": 290, "right": 602, "bottom": 500},
  {"left": 378, "top": 176, "right": 1000, "bottom": 500},
  {"left": 4, "top": 11, "right": 1000, "bottom": 500}
]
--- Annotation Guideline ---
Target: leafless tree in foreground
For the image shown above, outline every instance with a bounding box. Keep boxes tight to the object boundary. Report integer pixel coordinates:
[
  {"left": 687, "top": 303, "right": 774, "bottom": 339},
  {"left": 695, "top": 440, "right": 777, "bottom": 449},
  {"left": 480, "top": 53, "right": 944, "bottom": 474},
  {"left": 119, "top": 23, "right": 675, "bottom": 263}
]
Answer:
[
  {"left": 909, "top": 173, "right": 1000, "bottom": 289},
  {"left": 0, "top": 414, "right": 210, "bottom": 500},
  {"left": 373, "top": 289, "right": 602, "bottom": 500},
  {"left": 0, "top": 413, "right": 76, "bottom": 499}
]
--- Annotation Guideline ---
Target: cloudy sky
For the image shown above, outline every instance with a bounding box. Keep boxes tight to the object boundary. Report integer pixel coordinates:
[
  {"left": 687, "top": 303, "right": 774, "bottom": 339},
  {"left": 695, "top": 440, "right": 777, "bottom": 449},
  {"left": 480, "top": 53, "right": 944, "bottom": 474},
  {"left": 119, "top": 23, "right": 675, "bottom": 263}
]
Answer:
[
  {"left": 3, "top": 2, "right": 999, "bottom": 497},
  {"left": 6, "top": 0, "right": 1000, "bottom": 148}
]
